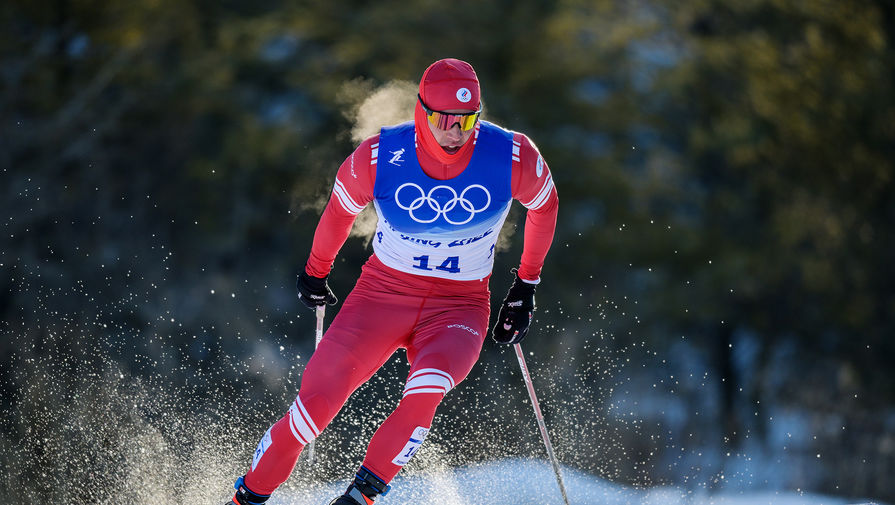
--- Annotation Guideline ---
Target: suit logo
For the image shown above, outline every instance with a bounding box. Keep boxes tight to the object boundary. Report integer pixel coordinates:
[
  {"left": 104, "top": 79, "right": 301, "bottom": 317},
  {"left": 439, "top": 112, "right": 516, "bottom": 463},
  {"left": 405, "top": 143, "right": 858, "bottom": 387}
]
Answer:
[{"left": 389, "top": 148, "right": 405, "bottom": 166}]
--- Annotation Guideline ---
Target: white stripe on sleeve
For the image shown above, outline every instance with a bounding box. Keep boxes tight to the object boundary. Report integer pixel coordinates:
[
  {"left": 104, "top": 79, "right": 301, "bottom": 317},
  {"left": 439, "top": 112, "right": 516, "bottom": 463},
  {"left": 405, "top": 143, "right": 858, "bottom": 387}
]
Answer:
[
  {"left": 333, "top": 178, "right": 365, "bottom": 215},
  {"left": 522, "top": 173, "right": 555, "bottom": 210}
]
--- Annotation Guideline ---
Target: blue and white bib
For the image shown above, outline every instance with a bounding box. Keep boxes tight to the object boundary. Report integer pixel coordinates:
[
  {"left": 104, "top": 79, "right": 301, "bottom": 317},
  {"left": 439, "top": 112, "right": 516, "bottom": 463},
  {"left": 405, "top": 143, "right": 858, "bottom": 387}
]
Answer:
[{"left": 372, "top": 121, "right": 513, "bottom": 280}]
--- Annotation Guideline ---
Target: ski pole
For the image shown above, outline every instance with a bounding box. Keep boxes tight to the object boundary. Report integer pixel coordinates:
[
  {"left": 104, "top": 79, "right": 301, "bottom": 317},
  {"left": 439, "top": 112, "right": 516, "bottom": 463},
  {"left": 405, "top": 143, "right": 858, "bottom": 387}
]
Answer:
[
  {"left": 513, "top": 342, "right": 571, "bottom": 505},
  {"left": 305, "top": 305, "right": 325, "bottom": 465}
]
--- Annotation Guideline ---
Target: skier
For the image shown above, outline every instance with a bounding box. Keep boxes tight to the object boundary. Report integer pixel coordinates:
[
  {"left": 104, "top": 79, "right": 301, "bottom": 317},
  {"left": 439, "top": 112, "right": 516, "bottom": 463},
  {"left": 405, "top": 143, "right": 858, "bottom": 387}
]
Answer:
[{"left": 229, "top": 58, "right": 558, "bottom": 505}]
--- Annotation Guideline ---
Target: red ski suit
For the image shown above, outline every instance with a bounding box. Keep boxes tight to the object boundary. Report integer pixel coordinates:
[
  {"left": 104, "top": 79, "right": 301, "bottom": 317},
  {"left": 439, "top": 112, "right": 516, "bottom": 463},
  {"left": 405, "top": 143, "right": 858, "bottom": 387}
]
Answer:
[{"left": 243, "top": 107, "right": 558, "bottom": 495}]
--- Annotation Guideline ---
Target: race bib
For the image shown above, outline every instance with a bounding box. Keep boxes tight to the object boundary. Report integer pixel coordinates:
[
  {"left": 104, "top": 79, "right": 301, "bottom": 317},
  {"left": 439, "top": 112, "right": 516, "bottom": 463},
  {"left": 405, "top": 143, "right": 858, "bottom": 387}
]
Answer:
[{"left": 391, "top": 426, "right": 430, "bottom": 466}]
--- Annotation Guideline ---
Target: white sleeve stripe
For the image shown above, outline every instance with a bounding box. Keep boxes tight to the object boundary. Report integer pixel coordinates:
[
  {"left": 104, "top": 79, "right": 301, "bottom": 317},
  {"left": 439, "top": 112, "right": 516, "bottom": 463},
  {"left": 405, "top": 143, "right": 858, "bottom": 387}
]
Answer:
[
  {"left": 333, "top": 187, "right": 364, "bottom": 215},
  {"left": 333, "top": 179, "right": 365, "bottom": 214},
  {"left": 334, "top": 178, "right": 364, "bottom": 211},
  {"left": 527, "top": 178, "right": 555, "bottom": 210},
  {"left": 333, "top": 190, "right": 357, "bottom": 214},
  {"left": 522, "top": 173, "right": 554, "bottom": 209}
]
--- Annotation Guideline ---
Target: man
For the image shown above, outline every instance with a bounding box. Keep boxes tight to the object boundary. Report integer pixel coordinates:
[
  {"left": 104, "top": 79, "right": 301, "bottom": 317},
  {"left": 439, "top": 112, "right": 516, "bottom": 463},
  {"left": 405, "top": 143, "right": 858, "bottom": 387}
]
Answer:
[{"left": 230, "top": 58, "right": 558, "bottom": 505}]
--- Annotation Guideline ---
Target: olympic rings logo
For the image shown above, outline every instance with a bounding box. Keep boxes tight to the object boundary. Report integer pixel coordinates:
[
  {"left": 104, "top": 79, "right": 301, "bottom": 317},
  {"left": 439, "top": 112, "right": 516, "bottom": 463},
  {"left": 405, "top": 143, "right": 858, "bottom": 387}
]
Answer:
[{"left": 394, "top": 183, "right": 491, "bottom": 225}]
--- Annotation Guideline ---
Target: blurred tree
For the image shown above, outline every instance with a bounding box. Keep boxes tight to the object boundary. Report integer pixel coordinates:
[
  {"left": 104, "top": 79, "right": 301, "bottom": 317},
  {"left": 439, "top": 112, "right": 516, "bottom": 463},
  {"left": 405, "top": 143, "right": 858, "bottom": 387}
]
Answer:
[
  {"left": 659, "top": 0, "right": 894, "bottom": 406},
  {"left": 635, "top": 0, "right": 895, "bottom": 496}
]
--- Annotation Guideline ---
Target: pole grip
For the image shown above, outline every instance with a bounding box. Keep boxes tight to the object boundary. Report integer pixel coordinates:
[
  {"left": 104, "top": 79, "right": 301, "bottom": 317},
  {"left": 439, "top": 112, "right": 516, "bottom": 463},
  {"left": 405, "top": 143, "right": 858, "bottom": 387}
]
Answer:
[{"left": 315, "top": 305, "right": 325, "bottom": 346}]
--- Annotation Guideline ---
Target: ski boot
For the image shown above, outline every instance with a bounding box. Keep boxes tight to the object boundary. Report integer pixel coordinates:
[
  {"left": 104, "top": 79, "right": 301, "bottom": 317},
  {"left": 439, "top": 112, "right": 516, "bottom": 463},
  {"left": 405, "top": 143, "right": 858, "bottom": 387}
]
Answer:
[
  {"left": 329, "top": 466, "right": 391, "bottom": 505},
  {"left": 230, "top": 476, "right": 270, "bottom": 505}
]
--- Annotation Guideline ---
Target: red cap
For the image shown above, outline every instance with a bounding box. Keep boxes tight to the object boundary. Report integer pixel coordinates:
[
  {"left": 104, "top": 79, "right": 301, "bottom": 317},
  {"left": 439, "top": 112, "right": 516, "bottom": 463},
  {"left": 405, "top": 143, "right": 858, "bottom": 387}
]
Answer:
[{"left": 418, "top": 58, "right": 480, "bottom": 112}]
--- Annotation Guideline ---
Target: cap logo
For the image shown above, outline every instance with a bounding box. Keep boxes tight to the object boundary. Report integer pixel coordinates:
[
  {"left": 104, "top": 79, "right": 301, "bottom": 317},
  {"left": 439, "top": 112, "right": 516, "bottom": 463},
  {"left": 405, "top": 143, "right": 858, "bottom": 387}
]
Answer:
[{"left": 456, "top": 88, "right": 472, "bottom": 103}]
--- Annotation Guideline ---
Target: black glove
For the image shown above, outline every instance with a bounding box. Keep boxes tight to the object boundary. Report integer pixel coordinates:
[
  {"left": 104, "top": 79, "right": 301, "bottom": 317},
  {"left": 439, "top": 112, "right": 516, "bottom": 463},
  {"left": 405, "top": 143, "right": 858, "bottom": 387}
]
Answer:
[
  {"left": 492, "top": 269, "right": 537, "bottom": 344},
  {"left": 296, "top": 270, "right": 338, "bottom": 309}
]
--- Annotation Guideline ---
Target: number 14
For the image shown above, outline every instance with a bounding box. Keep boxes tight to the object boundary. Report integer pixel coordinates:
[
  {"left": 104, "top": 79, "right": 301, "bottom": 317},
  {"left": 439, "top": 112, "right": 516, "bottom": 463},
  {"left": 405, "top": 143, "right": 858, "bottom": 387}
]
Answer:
[{"left": 413, "top": 255, "right": 460, "bottom": 273}]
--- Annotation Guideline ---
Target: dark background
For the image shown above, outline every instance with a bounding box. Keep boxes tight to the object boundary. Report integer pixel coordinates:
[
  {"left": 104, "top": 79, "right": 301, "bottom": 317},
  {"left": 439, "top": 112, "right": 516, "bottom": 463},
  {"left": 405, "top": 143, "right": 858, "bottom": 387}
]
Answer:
[{"left": 2, "top": 1, "right": 893, "bottom": 503}]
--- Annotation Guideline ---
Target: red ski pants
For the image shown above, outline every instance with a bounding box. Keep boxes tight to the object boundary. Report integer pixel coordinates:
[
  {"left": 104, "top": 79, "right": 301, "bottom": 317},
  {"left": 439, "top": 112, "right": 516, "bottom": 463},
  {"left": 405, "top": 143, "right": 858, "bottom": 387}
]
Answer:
[{"left": 244, "top": 256, "right": 490, "bottom": 494}]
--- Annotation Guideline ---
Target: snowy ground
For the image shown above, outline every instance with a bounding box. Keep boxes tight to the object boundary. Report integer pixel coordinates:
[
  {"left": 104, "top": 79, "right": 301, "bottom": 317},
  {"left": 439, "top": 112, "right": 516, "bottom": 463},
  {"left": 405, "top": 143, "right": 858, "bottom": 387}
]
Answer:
[{"left": 278, "top": 459, "right": 886, "bottom": 505}]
